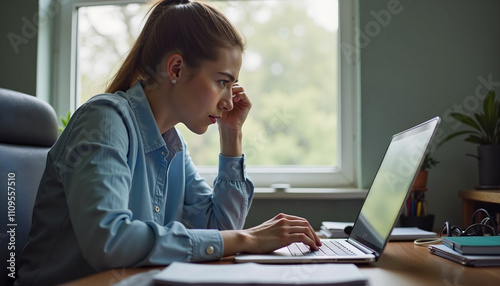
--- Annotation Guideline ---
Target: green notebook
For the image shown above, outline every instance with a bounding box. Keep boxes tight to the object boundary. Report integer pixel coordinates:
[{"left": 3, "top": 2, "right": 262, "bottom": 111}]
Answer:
[{"left": 442, "top": 236, "right": 500, "bottom": 255}]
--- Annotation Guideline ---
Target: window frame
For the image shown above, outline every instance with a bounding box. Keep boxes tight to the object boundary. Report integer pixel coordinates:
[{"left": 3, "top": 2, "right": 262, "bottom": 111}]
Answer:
[{"left": 46, "top": 0, "right": 360, "bottom": 189}]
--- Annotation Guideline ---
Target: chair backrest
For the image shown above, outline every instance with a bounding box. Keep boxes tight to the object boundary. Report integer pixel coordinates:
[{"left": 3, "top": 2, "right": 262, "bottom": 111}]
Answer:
[{"left": 0, "top": 88, "right": 58, "bottom": 286}]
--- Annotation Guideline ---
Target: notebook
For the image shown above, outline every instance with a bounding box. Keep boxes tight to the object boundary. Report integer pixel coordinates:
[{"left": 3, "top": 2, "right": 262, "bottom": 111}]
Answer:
[
  {"left": 429, "top": 244, "right": 500, "bottom": 267},
  {"left": 441, "top": 236, "right": 500, "bottom": 255},
  {"left": 235, "top": 117, "right": 440, "bottom": 264}
]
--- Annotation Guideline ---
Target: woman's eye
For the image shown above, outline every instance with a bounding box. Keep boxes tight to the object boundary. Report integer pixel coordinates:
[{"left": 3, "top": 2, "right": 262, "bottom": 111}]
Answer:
[{"left": 219, "top": 80, "right": 228, "bottom": 87}]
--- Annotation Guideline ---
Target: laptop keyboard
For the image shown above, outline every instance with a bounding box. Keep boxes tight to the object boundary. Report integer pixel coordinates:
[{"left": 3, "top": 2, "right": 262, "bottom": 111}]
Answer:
[{"left": 288, "top": 240, "right": 357, "bottom": 257}]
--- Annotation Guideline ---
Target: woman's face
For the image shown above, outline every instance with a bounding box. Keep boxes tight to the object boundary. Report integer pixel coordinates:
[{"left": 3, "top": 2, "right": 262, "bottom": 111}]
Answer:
[{"left": 176, "top": 47, "right": 242, "bottom": 134}]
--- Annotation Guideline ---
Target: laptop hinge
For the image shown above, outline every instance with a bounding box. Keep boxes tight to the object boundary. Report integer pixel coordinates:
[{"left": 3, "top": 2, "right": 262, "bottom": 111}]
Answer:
[{"left": 347, "top": 238, "right": 377, "bottom": 256}]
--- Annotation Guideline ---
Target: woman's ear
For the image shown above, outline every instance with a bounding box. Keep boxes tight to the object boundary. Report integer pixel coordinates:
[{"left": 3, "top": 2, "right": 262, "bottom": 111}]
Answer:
[{"left": 165, "top": 53, "right": 184, "bottom": 83}]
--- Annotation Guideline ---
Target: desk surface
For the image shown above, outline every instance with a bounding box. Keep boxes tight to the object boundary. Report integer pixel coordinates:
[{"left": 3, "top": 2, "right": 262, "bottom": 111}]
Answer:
[{"left": 63, "top": 241, "right": 500, "bottom": 286}]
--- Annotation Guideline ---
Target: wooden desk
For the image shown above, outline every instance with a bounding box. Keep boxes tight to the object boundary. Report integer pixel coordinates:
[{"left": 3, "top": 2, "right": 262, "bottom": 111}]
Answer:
[{"left": 63, "top": 242, "right": 500, "bottom": 286}]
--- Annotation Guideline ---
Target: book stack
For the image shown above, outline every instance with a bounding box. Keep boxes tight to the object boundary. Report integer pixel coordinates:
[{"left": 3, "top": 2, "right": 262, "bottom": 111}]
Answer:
[{"left": 429, "top": 236, "right": 500, "bottom": 267}]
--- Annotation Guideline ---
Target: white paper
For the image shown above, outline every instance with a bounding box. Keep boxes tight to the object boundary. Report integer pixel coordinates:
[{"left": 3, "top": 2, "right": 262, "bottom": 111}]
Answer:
[
  {"left": 321, "top": 222, "right": 352, "bottom": 230},
  {"left": 153, "top": 262, "right": 367, "bottom": 285},
  {"left": 390, "top": 227, "right": 437, "bottom": 240}
]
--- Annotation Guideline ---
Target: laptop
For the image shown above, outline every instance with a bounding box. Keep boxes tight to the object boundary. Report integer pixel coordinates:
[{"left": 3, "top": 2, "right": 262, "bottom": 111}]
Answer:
[{"left": 235, "top": 117, "right": 440, "bottom": 264}]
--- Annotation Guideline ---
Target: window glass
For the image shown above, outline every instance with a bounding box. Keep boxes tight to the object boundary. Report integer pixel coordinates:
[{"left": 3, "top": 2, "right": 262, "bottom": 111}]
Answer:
[{"left": 76, "top": 0, "right": 339, "bottom": 169}]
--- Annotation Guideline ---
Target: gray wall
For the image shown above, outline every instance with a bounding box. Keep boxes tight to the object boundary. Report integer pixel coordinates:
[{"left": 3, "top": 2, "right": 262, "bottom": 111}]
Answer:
[
  {"left": 359, "top": 0, "right": 500, "bottom": 230},
  {"left": 0, "top": 1, "right": 39, "bottom": 96},
  {"left": 1, "top": 0, "right": 499, "bottom": 230}
]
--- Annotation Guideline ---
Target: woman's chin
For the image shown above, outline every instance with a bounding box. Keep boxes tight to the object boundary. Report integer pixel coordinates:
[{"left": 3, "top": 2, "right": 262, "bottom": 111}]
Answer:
[{"left": 187, "top": 125, "right": 208, "bottom": 135}]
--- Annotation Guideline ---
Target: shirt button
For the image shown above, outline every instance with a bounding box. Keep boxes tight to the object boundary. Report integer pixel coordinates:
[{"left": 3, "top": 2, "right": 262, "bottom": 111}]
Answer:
[
  {"left": 155, "top": 206, "right": 160, "bottom": 212},
  {"left": 206, "top": 246, "right": 214, "bottom": 255},
  {"left": 161, "top": 151, "right": 166, "bottom": 156}
]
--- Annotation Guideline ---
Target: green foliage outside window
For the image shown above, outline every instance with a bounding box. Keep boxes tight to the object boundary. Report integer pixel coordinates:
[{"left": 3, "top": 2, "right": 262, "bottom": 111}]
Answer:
[{"left": 78, "top": 0, "right": 338, "bottom": 167}]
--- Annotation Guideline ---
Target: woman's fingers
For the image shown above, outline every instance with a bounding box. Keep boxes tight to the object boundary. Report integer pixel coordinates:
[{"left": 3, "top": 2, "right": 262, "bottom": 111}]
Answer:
[
  {"left": 246, "top": 213, "right": 321, "bottom": 253},
  {"left": 231, "top": 84, "right": 249, "bottom": 104},
  {"left": 287, "top": 233, "right": 320, "bottom": 251},
  {"left": 278, "top": 216, "right": 321, "bottom": 250},
  {"left": 219, "top": 83, "right": 251, "bottom": 130},
  {"left": 275, "top": 213, "right": 320, "bottom": 241}
]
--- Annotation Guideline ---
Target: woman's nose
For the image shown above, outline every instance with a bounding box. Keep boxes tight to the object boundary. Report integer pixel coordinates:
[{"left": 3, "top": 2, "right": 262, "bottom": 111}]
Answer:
[{"left": 219, "top": 92, "right": 234, "bottom": 111}]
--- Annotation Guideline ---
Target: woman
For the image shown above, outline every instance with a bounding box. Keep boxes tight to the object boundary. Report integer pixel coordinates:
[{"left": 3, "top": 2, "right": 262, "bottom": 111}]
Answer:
[{"left": 16, "top": 1, "right": 320, "bottom": 285}]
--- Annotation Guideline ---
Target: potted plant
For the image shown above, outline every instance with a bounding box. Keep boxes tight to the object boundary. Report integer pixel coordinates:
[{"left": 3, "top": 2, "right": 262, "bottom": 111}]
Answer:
[
  {"left": 440, "top": 90, "right": 500, "bottom": 188},
  {"left": 412, "top": 153, "right": 439, "bottom": 190}
]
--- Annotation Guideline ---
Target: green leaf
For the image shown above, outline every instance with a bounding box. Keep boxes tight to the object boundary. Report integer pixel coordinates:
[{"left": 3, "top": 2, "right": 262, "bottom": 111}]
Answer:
[
  {"left": 58, "top": 110, "right": 72, "bottom": 135},
  {"left": 439, "top": 130, "right": 477, "bottom": 146},
  {"left": 484, "top": 90, "right": 495, "bottom": 120},
  {"left": 465, "top": 135, "right": 487, "bottom": 144},
  {"left": 441, "top": 90, "right": 500, "bottom": 146},
  {"left": 479, "top": 90, "right": 498, "bottom": 139},
  {"left": 450, "top": 113, "right": 481, "bottom": 131},
  {"left": 421, "top": 153, "right": 439, "bottom": 170},
  {"left": 474, "top": 113, "right": 489, "bottom": 141}
]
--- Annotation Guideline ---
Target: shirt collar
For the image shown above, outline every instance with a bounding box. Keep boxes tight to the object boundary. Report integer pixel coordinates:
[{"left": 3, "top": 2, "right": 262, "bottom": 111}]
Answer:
[{"left": 125, "top": 81, "right": 183, "bottom": 154}]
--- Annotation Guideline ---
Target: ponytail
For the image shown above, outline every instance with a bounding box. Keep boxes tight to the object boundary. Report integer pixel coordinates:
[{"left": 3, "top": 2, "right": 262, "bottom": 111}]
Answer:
[{"left": 105, "top": 0, "right": 245, "bottom": 93}]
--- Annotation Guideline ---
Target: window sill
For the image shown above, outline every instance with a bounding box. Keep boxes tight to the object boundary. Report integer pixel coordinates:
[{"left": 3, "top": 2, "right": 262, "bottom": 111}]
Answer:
[{"left": 253, "top": 188, "right": 368, "bottom": 200}]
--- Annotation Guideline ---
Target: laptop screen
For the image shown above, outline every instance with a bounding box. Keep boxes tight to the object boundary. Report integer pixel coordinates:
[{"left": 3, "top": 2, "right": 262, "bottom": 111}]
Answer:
[{"left": 348, "top": 117, "right": 439, "bottom": 257}]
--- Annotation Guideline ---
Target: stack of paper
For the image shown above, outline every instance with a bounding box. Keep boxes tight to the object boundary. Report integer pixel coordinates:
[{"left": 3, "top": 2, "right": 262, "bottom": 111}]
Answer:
[
  {"left": 153, "top": 262, "right": 368, "bottom": 285},
  {"left": 389, "top": 227, "right": 437, "bottom": 240}
]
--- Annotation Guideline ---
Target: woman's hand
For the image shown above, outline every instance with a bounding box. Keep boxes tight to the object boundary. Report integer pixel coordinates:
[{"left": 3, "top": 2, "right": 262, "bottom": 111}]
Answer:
[
  {"left": 218, "top": 84, "right": 251, "bottom": 157},
  {"left": 221, "top": 213, "right": 322, "bottom": 256},
  {"left": 243, "top": 213, "right": 322, "bottom": 253},
  {"left": 218, "top": 83, "right": 251, "bottom": 131}
]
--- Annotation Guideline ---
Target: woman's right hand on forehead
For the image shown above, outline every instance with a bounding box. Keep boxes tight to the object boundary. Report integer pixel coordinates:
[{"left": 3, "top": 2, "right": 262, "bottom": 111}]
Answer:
[{"left": 218, "top": 83, "right": 252, "bottom": 132}]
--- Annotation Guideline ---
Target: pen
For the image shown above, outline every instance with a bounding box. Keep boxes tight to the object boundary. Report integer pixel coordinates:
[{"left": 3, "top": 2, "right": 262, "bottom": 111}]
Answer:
[
  {"left": 406, "top": 195, "right": 411, "bottom": 216},
  {"left": 416, "top": 201, "right": 422, "bottom": 217},
  {"left": 411, "top": 192, "right": 415, "bottom": 216}
]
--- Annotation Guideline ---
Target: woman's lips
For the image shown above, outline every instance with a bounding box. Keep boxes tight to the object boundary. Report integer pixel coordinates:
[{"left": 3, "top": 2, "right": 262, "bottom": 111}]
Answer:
[{"left": 209, "top": 115, "right": 219, "bottom": 124}]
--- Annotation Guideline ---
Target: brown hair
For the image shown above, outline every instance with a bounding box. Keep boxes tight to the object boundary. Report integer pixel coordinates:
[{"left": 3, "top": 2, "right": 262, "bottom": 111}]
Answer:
[{"left": 106, "top": 0, "right": 245, "bottom": 93}]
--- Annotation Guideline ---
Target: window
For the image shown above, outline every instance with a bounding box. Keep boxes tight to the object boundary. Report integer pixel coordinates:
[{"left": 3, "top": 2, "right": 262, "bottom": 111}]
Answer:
[{"left": 49, "top": 0, "right": 359, "bottom": 189}]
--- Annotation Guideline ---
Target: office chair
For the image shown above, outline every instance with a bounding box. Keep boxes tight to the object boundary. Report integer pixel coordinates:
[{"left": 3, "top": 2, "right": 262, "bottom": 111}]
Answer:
[{"left": 0, "top": 88, "right": 59, "bottom": 286}]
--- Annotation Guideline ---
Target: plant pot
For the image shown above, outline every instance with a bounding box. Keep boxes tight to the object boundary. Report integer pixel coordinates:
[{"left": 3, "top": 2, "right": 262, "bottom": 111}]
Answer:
[
  {"left": 399, "top": 214, "right": 435, "bottom": 231},
  {"left": 476, "top": 145, "right": 500, "bottom": 188},
  {"left": 411, "top": 170, "right": 428, "bottom": 190}
]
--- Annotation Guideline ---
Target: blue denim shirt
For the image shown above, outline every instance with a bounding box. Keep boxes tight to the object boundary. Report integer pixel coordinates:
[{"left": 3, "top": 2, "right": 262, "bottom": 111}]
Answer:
[{"left": 16, "top": 82, "right": 254, "bottom": 285}]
